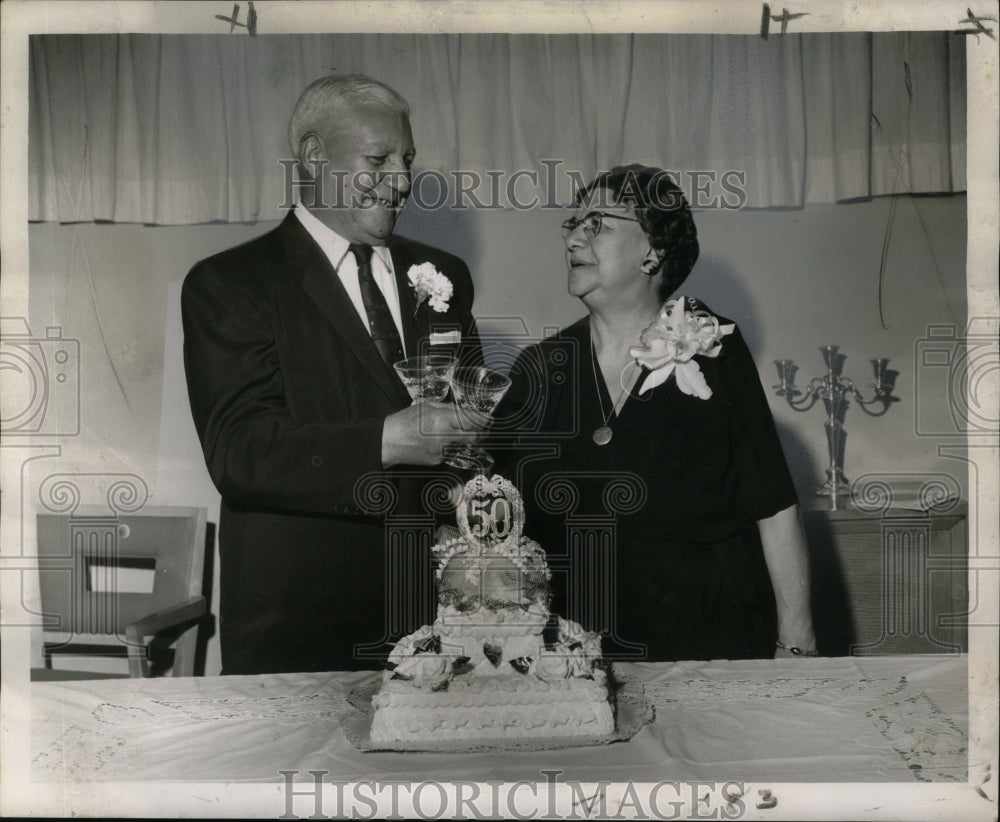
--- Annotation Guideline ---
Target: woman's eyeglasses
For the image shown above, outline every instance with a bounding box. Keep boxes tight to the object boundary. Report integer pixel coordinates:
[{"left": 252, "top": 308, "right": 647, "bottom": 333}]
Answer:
[{"left": 561, "top": 211, "right": 641, "bottom": 239}]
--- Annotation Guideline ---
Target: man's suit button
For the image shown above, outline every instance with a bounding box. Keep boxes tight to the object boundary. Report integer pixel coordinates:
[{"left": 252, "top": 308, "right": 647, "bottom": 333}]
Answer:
[{"left": 312, "top": 455, "right": 323, "bottom": 467}]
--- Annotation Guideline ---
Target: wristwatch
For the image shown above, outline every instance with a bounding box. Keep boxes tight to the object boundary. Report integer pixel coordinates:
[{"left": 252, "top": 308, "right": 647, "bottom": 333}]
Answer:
[{"left": 775, "top": 640, "right": 818, "bottom": 656}]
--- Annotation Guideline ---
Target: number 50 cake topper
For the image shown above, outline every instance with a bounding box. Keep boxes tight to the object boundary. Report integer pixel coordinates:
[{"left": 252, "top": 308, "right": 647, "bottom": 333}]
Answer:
[{"left": 455, "top": 474, "right": 524, "bottom": 550}]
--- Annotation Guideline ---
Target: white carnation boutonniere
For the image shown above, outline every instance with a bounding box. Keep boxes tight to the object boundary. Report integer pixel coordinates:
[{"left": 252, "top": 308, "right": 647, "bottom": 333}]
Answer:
[
  {"left": 407, "top": 262, "right": 453, "bottom": 316},
  {"left": 629, "top": 297, "right": 735, "bottom": 400}
]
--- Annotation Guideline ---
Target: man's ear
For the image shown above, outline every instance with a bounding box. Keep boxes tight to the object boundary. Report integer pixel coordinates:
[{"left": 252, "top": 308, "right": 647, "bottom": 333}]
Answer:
[
  {"left": 298, "top": 132, "right": 324, "bottom": 179},
  {"left": 640, "top": 246, "right": 665, "bottom": 275}
]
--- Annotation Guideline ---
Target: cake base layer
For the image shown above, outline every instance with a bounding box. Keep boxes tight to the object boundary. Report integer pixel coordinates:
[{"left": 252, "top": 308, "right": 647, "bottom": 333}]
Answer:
[{"left": 370, "top": 676, "right": 614, "bottom": 743}]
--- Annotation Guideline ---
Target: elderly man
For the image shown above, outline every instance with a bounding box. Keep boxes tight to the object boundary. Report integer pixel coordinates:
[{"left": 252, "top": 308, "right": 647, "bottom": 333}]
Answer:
[{"left": 182, "top": 75, "right": 482, "bottom": 674}]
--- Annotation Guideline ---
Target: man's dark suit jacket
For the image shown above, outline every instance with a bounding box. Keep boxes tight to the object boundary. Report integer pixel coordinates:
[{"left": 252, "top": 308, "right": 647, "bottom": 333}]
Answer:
[{"left": 182, "top": 211, "right": 481, "bottom": 674}]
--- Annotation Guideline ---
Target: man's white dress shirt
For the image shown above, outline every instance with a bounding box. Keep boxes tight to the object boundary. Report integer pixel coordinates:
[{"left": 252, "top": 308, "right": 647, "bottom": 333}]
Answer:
[{"left": 294, "top": 203, "right": 408, "bottom": 356}]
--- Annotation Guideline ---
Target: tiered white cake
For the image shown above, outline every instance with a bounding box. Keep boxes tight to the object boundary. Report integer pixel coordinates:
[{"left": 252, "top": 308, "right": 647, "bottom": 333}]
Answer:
[{"left": 370, "top": 475, "right": 614, "bottom": 744}]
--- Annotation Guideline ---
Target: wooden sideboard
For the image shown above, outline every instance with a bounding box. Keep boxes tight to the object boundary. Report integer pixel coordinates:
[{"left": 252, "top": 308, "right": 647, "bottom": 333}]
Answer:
[{"left": 802, "top": 501, "right": 968, "bottom": 656}]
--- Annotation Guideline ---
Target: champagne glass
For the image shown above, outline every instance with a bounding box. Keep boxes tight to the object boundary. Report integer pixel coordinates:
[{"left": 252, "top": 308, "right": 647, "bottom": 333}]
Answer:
[
  {"left": 443, "top": 366, "right": 512, "bottom": 472},
  {"left": 393, "top": 354, "right": 456, "bottom": 402}
]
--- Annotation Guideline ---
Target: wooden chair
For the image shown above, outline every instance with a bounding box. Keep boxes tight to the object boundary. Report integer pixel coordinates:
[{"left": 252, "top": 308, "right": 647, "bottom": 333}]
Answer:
[{"left": 32, "top": 506, "right": 208, "bottom": 680}]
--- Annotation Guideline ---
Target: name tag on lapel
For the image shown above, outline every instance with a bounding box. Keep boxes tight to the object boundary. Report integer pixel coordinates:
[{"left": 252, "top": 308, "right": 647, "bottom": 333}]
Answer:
[{"left": 429, "top": 329, "right": 462, "bottom": 345}]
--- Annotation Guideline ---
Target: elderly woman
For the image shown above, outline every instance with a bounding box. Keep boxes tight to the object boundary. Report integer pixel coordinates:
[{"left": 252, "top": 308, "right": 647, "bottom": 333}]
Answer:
[{"left": 490, "top": 164, "right": 816, "bottom": 662}]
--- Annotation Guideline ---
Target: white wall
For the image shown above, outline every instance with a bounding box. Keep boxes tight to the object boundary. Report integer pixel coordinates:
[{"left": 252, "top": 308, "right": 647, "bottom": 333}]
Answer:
[{"left": 27, "top": 194, "right": 968, "bottom": 674}]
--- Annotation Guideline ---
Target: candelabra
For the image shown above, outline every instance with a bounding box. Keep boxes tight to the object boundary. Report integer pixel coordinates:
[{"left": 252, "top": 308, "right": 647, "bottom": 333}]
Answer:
[{"left": 773, "top": 346, "right": 898, "bottom": 509}]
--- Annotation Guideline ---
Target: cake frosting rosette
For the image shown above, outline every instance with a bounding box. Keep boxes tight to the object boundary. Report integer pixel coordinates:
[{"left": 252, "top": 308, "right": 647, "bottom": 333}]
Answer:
[
  {"left": 391, "top": 653, "right": 452, "bottom": 689},
  {"left": 531, "top": 646, "right": 588, "bottom": 680},
  {"left": 555, "top": 617, "right": 603, "bottom": 661}
]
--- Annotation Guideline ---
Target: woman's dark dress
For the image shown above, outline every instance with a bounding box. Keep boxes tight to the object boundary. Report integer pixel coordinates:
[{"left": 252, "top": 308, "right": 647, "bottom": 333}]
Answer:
[{"left": 489, "top": 305, "right": 799, "bottom": 662}]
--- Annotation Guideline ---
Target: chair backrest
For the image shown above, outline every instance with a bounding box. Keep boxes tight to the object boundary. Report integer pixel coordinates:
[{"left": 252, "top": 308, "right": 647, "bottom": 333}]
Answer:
[{"left": 36, "top": 506, "right": 207, "bottom": 639}]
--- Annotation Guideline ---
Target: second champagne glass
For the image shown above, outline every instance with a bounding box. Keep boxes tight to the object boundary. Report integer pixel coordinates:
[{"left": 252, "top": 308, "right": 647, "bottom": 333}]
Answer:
[{"left": 443, "top": 365, "right": 512, "bottom": 472}]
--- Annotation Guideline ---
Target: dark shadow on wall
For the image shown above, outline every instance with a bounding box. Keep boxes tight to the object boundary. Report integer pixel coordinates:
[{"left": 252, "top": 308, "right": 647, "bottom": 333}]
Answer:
[
  {"left": 396, "top": 205, "right": 534, "bottom": 374},
  {"left": 400, "top": 203, "right": 561, "bottom": 373},
  {"left": 802, "top": 514, "right": 859, "bottom": 656},
  {"left": 676, "top": 254, "right": 765, "bottom": 352},
  {"left": 394, "top": 203, "right": 482, "bottom": 279}
]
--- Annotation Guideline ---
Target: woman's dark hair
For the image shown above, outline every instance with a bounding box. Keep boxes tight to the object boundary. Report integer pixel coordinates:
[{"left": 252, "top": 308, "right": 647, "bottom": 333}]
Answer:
[{"left": 577, "top": 164, "right": 700, "bottom": 299}]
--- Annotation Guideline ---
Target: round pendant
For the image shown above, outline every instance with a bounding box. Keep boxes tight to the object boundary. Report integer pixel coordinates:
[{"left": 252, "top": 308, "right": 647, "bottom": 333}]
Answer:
[{"left": 593, "top": 426, "right": 613, "bottom": 446}]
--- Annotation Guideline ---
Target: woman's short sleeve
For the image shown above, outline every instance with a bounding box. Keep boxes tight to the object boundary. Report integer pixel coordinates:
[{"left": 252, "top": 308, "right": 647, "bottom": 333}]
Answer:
[{"left": 722, "top": 328, "right": 800, "bottom": 521}]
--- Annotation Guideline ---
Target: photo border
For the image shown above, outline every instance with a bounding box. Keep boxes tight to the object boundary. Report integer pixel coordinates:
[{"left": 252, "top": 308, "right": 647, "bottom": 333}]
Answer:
[{"left": 1, "top": 1, "right": 996, "bottom": 819}]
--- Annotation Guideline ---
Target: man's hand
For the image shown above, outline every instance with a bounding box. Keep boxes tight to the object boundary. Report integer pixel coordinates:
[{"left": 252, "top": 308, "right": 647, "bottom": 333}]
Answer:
[{"left": 381, "top": 402, "right": 488, "bottom": 467}]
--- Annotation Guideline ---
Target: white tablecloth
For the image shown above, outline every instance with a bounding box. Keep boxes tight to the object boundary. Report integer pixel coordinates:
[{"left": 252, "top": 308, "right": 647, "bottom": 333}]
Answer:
[{"left": 31, "top": 656, "right": 968, "bottom": 784}]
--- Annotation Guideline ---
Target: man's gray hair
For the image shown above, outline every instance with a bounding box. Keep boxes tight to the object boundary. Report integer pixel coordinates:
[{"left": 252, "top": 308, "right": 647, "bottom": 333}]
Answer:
[{"left": 288, "top": 74, "right": 410, "bottom": 157}]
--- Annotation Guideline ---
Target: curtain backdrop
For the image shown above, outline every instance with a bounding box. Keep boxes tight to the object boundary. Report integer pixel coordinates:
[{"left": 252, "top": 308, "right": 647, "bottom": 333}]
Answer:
[{"left": 29, "top": 32, "right": 966, "bottom": 224}]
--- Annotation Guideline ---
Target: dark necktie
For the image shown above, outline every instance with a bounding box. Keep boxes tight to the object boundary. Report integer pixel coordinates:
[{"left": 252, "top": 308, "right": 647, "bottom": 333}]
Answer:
[{"left": 349, "top": 243, "right": 404, "bottom": 367}]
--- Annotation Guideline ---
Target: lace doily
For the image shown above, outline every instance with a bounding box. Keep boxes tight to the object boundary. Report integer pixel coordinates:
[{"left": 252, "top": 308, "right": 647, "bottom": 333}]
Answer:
[
  {"left": 646, "top": 673, "right": 966, "bottom": 782},
  {"left": 866, "top": 691, "right": 968, "bottom": 782},
  {"left": 643, "top": 675, "right": 908, "bottom": 711},
  {"left": 32, "top": 692, "right": 350, "bottom": 778},
  {"left": 149, "top": 692, "right": 350, "bottom": 723},
  {"left": 33, "top": 724, "right": 135, "bottom": 777}
]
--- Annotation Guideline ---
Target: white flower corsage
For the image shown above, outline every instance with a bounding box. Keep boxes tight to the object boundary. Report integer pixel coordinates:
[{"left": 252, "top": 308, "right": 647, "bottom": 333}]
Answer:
[
  {"left": 407, "top": 262, "right": 453, "bottom": 315},
  {"left": 629, "top": 297, "right": 735, "bottom": 400}
]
